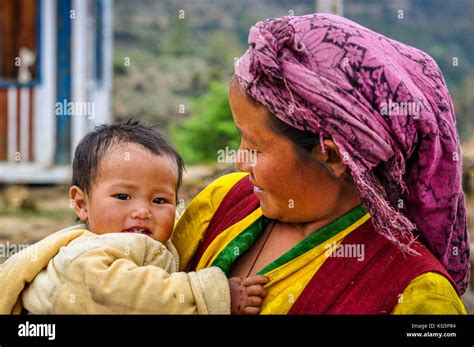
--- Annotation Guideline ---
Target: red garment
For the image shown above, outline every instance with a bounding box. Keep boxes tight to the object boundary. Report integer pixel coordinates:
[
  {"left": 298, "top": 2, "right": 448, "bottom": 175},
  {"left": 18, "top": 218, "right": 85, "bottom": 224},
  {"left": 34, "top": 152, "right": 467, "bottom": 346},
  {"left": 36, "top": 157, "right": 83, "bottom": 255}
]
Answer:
[
  {"left": 193, "top": 175, "right": 457, "bottom": 314},
  {"left": 191, "top": 176, "right": 260, "bottom": 270},
  {"left": 289, "top": 219, "right": 458, "bottom": 314}
]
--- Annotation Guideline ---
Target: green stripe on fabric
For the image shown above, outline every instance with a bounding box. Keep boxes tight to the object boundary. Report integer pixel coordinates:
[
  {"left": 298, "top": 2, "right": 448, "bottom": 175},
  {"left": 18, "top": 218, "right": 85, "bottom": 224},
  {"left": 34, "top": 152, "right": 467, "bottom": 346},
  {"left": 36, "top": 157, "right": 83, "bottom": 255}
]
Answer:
[
  {"left": 210, "top": 217, "right": 269, "bottom": 275},
  {"left": 257, "top": 204, "right": 368, "bottom": 275}
]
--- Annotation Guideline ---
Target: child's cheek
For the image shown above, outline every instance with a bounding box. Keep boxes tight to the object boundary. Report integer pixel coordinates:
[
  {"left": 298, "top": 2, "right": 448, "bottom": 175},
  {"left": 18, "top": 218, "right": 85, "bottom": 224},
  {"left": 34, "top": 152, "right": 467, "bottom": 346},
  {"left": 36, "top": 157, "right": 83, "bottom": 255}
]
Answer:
[
  {"left": 157, "top": 208, "right": 176, "bottom": 235},
  {"left": 92, "top": 199, "right": 127, "bottom": 233}
]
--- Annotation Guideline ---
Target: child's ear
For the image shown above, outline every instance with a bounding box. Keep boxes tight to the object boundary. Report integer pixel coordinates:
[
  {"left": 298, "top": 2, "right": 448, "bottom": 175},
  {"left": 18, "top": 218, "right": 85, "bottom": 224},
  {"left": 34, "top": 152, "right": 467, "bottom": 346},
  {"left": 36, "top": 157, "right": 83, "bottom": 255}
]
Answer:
[
  {"left": 311, "top": 139, "right": 348, "bottom": 178},
  {"left": 69, "top": 186, "right": 89, "bottom": 222}
]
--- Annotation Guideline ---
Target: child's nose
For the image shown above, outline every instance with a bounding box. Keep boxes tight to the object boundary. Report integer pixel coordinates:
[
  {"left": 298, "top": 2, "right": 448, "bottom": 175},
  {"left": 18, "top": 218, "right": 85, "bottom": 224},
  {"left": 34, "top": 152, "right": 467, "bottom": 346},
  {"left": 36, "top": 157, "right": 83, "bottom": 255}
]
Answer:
[{"left": 131, "top": 206, "right": 152, "bottom": 220}]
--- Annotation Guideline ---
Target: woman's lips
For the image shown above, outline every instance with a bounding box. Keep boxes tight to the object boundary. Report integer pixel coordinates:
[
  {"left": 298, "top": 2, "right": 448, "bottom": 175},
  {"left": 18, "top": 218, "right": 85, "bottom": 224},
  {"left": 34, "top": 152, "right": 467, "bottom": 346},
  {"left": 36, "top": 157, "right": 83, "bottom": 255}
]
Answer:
[{"left": 249, "top": 177, "right": 264, "bottom": 194}]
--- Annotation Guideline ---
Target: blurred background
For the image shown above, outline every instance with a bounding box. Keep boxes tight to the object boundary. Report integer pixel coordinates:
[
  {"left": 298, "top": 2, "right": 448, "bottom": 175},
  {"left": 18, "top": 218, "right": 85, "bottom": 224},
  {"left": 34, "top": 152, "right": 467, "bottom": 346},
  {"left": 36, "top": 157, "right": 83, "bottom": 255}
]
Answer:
[{"left": 0, "top": 0, "right": 473, "bottom": 311}]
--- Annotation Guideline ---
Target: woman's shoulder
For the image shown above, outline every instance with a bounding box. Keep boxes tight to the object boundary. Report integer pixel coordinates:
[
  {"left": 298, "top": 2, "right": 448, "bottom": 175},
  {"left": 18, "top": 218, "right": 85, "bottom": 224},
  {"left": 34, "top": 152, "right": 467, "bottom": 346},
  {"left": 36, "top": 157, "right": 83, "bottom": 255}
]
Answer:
[
  {"left": 392, "top": 272, "right": 467, "bottom": 314},
  {"left": 172, "top": 172, "right": 249, "bottom": 270},
  {"left": 199, "top": 172, "right": 249, "bottom": 201},
  {"left": 181, "top": 172, "right": 249, "bottom": 215}
]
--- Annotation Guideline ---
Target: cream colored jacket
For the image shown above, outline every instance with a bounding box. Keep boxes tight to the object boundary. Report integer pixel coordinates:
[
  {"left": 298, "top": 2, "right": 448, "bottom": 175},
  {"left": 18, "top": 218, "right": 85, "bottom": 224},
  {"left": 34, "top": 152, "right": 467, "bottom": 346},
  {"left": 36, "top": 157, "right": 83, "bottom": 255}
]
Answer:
[{"left": 0, "top": 225, "right": 230, "bottom": 314}]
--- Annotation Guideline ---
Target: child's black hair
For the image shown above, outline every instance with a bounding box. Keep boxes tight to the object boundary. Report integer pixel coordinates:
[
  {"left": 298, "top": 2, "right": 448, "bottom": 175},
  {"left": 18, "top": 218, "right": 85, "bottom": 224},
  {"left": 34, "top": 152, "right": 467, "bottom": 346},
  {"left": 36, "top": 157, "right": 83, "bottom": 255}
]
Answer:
[{"left": 72, "top": 119, "right": 185, "bottom": 197}]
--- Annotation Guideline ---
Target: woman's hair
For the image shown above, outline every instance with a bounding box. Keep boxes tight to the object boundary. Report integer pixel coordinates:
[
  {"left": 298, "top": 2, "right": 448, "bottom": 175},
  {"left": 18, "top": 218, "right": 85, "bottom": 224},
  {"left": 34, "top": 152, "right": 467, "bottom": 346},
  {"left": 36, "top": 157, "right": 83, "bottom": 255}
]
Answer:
[{"left": 267, "top": 112, "right": 320, "bottom": 156}]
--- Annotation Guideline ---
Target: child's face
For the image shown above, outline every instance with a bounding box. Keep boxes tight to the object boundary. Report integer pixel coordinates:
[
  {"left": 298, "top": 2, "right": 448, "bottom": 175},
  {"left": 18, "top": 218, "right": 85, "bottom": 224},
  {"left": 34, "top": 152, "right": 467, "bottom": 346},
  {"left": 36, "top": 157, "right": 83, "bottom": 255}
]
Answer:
[{"left": 70, "top": 142, "right": 178, "bottom": 243}]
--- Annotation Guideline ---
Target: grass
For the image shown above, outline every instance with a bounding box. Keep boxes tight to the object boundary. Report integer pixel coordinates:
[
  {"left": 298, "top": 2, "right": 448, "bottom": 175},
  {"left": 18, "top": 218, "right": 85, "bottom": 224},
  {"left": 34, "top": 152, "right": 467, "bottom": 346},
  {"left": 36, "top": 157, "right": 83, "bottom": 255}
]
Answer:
[{"left": 0, "top": 208, "right": 75, "bottom": 221}]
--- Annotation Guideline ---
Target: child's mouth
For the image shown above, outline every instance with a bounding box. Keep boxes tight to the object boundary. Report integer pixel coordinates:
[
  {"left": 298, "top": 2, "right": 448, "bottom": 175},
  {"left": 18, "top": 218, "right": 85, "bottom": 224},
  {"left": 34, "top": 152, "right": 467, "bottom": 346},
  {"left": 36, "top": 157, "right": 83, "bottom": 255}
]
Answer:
[{"left": 123, "top": 227, "right": 152, "bottom": 236}]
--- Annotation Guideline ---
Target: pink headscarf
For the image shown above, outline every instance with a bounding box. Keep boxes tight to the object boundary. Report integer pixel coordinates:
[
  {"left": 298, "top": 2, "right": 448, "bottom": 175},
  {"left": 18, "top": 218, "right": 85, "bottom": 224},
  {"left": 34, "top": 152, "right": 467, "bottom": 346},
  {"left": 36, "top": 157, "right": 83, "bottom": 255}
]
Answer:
[{"left": 235, "top": 13, "right": 470, "bottom": 294}]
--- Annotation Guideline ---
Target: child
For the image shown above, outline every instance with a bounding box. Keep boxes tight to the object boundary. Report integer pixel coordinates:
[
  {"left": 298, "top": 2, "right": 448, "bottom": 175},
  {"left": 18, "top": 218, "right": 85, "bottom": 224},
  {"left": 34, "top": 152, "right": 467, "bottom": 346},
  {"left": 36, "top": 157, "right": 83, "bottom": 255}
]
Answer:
[{"left": 0, "top": 119, "right": 269, "bottom": 314}]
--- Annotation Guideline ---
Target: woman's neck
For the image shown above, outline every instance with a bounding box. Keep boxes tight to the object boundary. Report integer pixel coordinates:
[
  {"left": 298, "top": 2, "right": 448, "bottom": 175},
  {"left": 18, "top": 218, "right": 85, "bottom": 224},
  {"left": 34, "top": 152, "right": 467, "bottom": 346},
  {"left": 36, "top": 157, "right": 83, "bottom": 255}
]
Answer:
[{"left": 289, "top": 190, "right": 362, "bottom": 238}]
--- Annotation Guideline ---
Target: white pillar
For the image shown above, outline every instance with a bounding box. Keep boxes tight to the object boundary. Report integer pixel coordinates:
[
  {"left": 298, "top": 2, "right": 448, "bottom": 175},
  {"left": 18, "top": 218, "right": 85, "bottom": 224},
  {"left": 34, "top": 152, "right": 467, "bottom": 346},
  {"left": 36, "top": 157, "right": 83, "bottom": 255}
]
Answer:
[
  {"left": 71, "top": 0, "right": 88, "bottom": 159},
  {"left": 19, "top": 87, "right": 30, "bottom": 161},
  {"left": 34, "top": 0, "right": 57, "bottom": 166},
  {"left": 7, "top": 88, "right": 17, "bottom": 162},
  {"left": 93, "top": 0, "right": 113, "bottom": 127},
  {"left": 316, "top": 0, "right": 344, "bottom": 16}
]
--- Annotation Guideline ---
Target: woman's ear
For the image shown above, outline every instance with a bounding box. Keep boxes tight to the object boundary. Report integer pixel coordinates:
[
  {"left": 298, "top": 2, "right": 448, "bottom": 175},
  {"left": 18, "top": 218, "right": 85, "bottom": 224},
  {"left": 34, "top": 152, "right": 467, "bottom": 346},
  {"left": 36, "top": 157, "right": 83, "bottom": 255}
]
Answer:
[
  {"left": 312, "top": 139, "right": 348, "bottom": 178},
  {"left": 69, "top": 186, "right": 89, "bottom": 222}
]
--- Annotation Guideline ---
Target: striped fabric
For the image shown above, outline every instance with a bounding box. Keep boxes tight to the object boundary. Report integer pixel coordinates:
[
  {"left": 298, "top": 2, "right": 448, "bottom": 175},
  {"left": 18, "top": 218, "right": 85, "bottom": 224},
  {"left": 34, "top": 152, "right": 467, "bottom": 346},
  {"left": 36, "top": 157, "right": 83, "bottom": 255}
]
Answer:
[{"left": 0, "top": 87, "right": 35, "bottom": 162}]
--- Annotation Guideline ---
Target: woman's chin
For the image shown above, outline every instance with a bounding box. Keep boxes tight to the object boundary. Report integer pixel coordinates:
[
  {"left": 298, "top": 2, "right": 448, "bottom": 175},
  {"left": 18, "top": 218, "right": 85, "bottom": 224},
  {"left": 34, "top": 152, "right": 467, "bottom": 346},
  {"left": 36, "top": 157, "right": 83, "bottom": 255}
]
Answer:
[
  {"left": 255, "top": 191, "right": 287, "bottom": 220},
  {"left": 259, "top": 200, "right": 281, "bottom": 220}
]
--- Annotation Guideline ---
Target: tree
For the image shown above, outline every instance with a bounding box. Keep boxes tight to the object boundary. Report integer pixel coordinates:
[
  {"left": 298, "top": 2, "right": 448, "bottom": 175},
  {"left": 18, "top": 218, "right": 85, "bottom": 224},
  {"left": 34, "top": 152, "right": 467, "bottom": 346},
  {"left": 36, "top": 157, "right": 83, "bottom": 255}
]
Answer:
[
  {"left": 160, "top": 14, "right": 190, "bottom": 57},
  {"left": 169, "top": 81, "right": 240, "bottom": 164}
]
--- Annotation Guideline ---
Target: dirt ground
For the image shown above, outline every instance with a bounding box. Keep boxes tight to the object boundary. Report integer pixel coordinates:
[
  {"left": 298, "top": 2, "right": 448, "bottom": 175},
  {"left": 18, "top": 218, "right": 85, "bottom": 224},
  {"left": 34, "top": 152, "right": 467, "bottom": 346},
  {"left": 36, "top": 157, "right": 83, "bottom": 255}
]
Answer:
[{"left": 1, "top": 166, "right": 473, "bottom": 313}]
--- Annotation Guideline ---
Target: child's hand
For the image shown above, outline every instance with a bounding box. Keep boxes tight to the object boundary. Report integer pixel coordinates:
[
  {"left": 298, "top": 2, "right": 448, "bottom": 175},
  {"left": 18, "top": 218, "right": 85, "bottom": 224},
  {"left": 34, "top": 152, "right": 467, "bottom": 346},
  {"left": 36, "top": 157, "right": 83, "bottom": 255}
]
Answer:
[{"left": 228, "top": 275, "right": 270, "bottom": 315}]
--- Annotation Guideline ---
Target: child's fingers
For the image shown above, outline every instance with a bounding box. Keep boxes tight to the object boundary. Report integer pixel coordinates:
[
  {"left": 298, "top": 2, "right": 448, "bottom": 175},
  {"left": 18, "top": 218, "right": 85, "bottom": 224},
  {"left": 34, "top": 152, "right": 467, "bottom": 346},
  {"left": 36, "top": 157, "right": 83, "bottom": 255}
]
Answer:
[
  {"left": 241, "top": 306, "right": 261, "bottom": 315},
  {"left": 246, "top": 284, "right": 268, "bottom": 298},
  {"left": 243, "top": 275, "right": 271, "bottom": 286},
  {"left": 245, "top": 296, "right": 263, "bottom": 308}
]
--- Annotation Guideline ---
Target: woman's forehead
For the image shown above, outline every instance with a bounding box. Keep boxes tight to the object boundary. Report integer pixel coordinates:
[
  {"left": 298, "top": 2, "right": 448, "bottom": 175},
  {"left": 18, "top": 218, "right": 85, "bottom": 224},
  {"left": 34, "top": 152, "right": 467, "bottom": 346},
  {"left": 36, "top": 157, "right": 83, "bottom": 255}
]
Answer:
[{"left": 230, "top": 85, "right": 267, "bottom": 124}]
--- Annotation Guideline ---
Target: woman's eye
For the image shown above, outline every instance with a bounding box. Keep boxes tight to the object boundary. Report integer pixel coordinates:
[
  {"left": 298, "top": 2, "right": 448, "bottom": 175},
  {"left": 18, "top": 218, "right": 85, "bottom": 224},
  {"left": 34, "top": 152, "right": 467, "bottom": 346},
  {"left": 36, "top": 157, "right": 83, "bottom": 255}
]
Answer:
[
  {"left": 114, "top": 194, "right": 131, "bottom": 200},
  {"left": 246, "top": 147, "right": 259, "bottom": 153},
  {"left": 246, "top": 149, "right": 259, "bottom": 158},
  {"left": 242, "top": 148, "right": 257, "bottom": 155},
  {"left": 153, "top": 198, "right": 167, "bottom": 205}
]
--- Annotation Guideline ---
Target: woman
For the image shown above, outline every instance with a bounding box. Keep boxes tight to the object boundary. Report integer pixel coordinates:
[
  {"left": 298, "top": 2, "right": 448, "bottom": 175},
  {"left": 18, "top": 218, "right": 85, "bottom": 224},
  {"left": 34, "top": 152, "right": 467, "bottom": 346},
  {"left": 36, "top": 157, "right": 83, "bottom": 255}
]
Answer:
[{"left": 172, "top": 13, "right": 469, "bottom": 314}]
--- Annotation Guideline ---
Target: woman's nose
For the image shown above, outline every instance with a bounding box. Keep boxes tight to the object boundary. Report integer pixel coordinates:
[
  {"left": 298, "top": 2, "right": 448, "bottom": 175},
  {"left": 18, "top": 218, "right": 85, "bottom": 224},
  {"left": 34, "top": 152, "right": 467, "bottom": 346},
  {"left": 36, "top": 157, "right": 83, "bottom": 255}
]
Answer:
[{"left": 235, "top": 148, "right": 254, "bottom": 173}]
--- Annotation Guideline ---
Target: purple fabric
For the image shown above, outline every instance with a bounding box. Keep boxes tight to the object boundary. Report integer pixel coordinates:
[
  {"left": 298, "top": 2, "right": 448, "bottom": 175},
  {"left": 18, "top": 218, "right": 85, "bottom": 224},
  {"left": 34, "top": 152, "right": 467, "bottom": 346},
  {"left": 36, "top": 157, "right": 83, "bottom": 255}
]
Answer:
[{"left": 234, "top": 13, "right": 470, "bottom": 294}]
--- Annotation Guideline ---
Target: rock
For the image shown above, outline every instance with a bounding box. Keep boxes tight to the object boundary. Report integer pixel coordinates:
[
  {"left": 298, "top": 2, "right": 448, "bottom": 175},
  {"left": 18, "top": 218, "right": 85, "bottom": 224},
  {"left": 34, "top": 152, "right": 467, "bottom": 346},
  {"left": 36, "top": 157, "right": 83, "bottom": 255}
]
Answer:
[{"left": 3, "top": 185, "right": 37, "bottom": 211}]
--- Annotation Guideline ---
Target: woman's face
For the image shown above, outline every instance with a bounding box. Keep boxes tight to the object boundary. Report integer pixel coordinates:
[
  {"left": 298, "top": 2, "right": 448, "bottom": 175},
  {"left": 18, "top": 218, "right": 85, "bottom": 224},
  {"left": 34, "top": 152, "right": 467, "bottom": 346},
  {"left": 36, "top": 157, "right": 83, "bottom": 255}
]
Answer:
[{"left": 228, "top": 80, "right": 350, "bottom": 224}]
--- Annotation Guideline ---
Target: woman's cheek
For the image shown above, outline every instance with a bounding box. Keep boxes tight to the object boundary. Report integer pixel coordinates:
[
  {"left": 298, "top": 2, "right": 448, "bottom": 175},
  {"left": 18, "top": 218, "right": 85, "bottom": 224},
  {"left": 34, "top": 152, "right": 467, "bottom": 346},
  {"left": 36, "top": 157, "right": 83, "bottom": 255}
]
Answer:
[{"left": 257, "top": 160, "right": 283, "bottom": 191}]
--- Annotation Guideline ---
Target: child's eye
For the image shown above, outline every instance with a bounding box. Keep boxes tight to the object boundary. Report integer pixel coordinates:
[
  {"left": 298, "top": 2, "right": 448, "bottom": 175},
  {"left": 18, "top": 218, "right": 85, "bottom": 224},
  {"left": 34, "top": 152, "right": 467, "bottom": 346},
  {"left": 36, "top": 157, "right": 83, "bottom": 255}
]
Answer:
[
  {"left": 114, "top": 194, "right": 131, "bottom": 200},
  {"left": 153, "top": 198, "right": 167, "bottom": 205}
]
